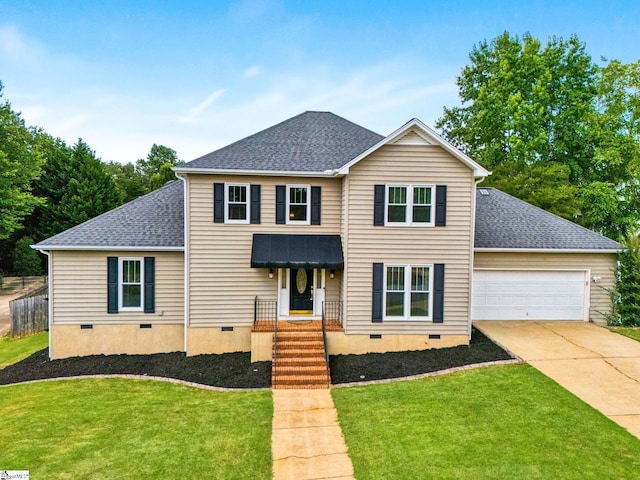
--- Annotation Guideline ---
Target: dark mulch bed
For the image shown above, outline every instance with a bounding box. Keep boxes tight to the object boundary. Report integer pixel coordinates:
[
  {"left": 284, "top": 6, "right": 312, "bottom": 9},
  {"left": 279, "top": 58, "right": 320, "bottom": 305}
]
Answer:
[
  {"left": 329, "top": 327, "right": 515, "bottom": 384},
  {"left": 0, "top": 328, "right": 513, "bottom": 389}
]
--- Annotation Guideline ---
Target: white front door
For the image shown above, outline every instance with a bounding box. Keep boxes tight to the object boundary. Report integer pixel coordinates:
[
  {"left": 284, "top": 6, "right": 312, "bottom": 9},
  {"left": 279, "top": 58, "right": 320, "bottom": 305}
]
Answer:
[{"left": 278, "top": 268, "right": 325, "bottom": 317}]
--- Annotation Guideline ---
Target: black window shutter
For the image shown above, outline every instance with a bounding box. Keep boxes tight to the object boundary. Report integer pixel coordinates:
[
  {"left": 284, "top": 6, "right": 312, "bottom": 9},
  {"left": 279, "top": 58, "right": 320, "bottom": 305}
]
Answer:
[
  {"left": 433, "top": 263, "right": 445, "bottom": 323},
  {"left": 275, "top": 185, "right": 286, "bottom": 224},
  {"left": 435, "top": 185, "right": 447, "bottom": 227},
  {"left": 214, "top": 183, "right": 224, "bottom": 223},
  {"left": 372, "top": 262, "right": 384, "bottom": 322},
  {"left": 250, "top": 184, "right": 261, "bottom": 224},
  {"left": 107, "top": 257, "right": 118, "bottom": 314},
  {"left": 311, "top": 186, "right": 321, "bottom": 225},
  {"left": 374, "top": 185, "right": 385, "bottom": 226},
  {"left": 144, "top": 257, "right": 155, "bottom": 314}
]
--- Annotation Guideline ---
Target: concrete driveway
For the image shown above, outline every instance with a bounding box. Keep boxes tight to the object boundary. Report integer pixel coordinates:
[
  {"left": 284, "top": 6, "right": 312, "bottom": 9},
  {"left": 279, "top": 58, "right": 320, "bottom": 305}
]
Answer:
[{"left": 474, "top": 321, "right": 640, "bottom": 439}]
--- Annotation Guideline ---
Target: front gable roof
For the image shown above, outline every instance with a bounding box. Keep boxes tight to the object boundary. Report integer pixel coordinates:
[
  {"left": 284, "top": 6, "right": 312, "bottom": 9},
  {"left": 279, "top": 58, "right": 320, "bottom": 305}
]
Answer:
[
  {"left": 336, "top": 118, "right": 490, "bottom": 178},
  {"left": 174, "top": 111, "right": 384, "bottom": 175}
]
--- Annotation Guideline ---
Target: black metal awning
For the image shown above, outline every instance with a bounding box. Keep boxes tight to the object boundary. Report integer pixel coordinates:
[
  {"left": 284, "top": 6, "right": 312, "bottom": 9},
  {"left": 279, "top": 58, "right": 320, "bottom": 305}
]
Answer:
[{"left": 250, "top": 234, "right": 344, "bottom": 269}]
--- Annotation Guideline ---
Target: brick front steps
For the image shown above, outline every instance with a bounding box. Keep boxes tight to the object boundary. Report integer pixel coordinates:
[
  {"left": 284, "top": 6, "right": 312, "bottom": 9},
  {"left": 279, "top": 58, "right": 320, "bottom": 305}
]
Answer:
[{"left": 272, "top": 332, "right": 330, "bottom": 389}]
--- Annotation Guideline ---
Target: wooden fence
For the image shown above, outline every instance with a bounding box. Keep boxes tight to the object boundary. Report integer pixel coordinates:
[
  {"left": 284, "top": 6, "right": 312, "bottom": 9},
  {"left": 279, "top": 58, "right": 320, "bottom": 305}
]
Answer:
[{"left": 10, "top": 285, "right": 49, "bottom": 338}]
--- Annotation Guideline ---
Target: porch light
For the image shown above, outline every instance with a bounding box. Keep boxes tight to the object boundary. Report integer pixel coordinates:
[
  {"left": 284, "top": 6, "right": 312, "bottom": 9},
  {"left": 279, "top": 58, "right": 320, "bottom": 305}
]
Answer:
[
  {"left": 269, "top": 268, "right": 275, "bottom": 279},
  {"left": 330, "top": 269, "right": 335, "bottom": 279}
]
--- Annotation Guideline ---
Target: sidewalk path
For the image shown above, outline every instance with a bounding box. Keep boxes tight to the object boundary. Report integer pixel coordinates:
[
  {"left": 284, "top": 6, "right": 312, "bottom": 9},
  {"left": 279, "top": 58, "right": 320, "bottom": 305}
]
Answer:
[{"left": 272, "top": 389, "right": 355, "bottom": 480}]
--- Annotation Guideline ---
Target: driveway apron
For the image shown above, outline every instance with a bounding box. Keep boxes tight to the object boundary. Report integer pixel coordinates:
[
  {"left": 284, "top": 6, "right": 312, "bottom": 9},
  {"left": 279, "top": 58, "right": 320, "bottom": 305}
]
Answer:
[{"left": 475, "top": 321, "right": 640, "bottom": 438}]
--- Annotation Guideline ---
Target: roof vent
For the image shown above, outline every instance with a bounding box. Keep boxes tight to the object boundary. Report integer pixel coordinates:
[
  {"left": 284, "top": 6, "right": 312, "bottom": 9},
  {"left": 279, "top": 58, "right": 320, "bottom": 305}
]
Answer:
[{"left": 479, "top": 188, "right": 490, "bottom": 196}]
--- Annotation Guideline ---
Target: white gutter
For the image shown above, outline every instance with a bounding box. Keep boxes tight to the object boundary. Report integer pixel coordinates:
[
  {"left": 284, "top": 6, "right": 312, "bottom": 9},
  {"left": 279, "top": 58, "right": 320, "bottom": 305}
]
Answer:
[
  {"left": 173, "top": 167, "right": 342, "bottom": 177},
  {"left": 468, "top": 177, "right": 485, "bottom": 338},
  {"left": 32, "top": 245, "right": 184, "bottom": 252},
  {"left": 175, "top": 172, "right": 189, "bottom": 354},
  {"left": 38, "top": 250, "right": 53, "bottom": 360},
  {"left": 474, "top": 248, "right": 620, "bottom": 254}
]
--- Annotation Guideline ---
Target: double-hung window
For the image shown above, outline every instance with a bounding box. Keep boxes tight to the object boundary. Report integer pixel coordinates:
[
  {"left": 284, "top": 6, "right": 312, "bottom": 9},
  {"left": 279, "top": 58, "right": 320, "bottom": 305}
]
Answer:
[
  {"left": 287, "top": 185, "right": 310, "bottom": 224},
  {"left": 119, "top": 258, "right": 144, "bottom": 312},
  {"left": 225, "top": 184, "right": 250, "bottom": 223},
  {"left": 384, "top": 265, "right": 432, "bottom": 320},
  {"left": 385, "top": 185, "right": 434, "bottom": 226}
]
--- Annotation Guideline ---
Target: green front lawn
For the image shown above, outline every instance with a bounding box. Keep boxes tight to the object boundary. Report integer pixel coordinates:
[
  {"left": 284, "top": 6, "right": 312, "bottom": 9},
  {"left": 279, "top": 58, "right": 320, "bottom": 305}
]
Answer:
[
  {"left": 0, "top": 331, "right": 48, "bottom": 368},
  {"left": 0, "top": 378, "right": 272, "bottom": 479},
  {"left": 611, "top": 327, "right": 640, "bottom": 343},
  {"left": 332, "top": 364, "right": 640, "bottom": 479}
]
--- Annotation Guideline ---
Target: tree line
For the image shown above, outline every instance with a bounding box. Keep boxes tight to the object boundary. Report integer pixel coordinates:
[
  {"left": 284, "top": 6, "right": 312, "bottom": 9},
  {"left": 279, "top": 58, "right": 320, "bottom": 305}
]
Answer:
[{"left": 0, "top": 81, "right": 182, "bottom": 276}]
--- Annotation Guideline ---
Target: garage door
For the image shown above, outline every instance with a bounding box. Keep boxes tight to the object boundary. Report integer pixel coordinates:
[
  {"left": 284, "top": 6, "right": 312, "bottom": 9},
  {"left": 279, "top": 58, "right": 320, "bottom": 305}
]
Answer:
[{"left": 472, "top": 270, "right": 588, "bottom": 321}]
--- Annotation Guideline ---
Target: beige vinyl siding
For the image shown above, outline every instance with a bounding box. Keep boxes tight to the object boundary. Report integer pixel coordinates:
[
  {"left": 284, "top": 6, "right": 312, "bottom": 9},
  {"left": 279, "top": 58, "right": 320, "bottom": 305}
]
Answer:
[
  {"left": 187, "top": 174, "right": 342, "bottom": 326},
  {"left": 344, "top": 144, "right": 476, "bottom": 335},
  {"left": 51, "top": 250, "right": 184, "bottom": 325},
  {"left": 474, "top": 252, "right": 616, "bottom": 323}
]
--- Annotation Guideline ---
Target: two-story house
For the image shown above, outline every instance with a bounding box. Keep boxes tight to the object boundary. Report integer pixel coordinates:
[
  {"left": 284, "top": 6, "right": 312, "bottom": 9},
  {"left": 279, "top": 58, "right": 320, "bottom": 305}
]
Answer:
[{"left": 34, "top": 112, "right": 619, "bottom": 385}]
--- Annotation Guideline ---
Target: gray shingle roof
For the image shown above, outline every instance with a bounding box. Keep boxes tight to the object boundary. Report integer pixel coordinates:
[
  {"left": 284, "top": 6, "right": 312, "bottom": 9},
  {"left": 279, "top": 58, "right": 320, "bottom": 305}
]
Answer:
[
  {"left": 178, "top": 111, "right": 384, "bottom": 172},
  {"left": 33, "top": 180, "right": 184, "bottom": 249},
  {"left": 475, "top": 187, "right": 620, "bottom": 250}
]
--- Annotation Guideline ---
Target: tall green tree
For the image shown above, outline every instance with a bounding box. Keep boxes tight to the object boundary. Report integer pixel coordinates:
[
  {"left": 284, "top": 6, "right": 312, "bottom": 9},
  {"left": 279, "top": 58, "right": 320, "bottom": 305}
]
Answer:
[
  {"left": 104, "top": 161, "right": 146, "bottom": 204},
  {"left": 136, "top": 144, "right": 182, "bottom": 191},
  {"left": 436, "top": 32, "right": 599, "bottom": 221},
  {"left": 0, "top": 82, "right": 45, "bottom": 240}
]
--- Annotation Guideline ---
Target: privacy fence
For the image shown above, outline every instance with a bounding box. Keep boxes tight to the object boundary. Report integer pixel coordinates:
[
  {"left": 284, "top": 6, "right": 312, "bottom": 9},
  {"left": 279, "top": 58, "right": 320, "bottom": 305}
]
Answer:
[{"left": 10, "top": 284, "right": 48, "bottom": 338}]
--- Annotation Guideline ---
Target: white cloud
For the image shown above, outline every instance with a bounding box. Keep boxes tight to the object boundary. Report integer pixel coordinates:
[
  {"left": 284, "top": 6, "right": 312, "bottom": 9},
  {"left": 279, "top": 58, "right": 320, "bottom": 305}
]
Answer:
[
  {"left": 178, "top": 89, "right": 227, "bottom": 124},
  {"left": 0, "top": 25, "right": 43, "bottom": 62},
  {"left": 243, "top": 66, "right": 261, "bottom": 78}
]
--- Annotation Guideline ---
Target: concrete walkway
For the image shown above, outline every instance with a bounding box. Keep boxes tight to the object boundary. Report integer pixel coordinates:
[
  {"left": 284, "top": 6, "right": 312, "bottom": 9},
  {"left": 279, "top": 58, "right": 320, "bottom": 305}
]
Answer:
[
  {"left": 272, "top": 389, "right": 355, "bottom": 480},
  {"left": 475, "top": 321, "right": 640, "bottom": 438}
]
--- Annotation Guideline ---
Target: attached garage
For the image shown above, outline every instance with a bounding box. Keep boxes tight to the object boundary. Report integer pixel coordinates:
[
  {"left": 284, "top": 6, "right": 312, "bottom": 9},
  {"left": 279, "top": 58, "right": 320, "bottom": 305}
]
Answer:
[
  {"left": 472, "top": 269, "right": 588, "bottom": 321},
  {"left": 473, "top": 188, "right": 620, "bottom": 325}
]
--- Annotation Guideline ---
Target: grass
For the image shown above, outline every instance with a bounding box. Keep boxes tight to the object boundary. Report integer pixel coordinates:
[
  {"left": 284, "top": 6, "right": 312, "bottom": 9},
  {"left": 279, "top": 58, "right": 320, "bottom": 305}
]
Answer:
[
  {"left": 0, "top": 331, "right": 48, "bottom": 368},
  {"left": 611, "top": 327, "right": 640, "bottom": 342},
  {"left": 0, "top": 378, "right": 272, "bottom": 479},
  {"left": 332, "top": 364, "right": 640, "bottom": 480}
]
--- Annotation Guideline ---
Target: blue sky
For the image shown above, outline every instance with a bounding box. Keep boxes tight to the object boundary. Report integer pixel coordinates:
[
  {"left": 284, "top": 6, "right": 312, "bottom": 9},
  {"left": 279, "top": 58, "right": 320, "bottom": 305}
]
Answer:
[{"left": 1, "top": 0, "right": 638, "bottom": 164}]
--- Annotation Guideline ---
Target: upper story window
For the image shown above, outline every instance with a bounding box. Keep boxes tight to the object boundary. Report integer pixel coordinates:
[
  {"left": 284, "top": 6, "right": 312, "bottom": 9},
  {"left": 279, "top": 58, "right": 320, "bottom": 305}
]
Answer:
[
  {"left": 287, "top": 185, "right": 310, "bottom": 225},
  {"left": 119, "top": 258, "right": 144, "bottom": 312},
  {"left": 384, "top": 264, "right": 432, "bottom": 320},
  {"left": 385, "top": 185, "right": 434, "bottom": 226},
  {"left": 225, "top": 184, "right": 250, "bottom": 223}
]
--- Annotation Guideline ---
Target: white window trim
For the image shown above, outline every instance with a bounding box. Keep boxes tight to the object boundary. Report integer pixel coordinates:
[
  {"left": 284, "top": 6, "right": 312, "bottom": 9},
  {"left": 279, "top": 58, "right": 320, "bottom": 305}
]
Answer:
[
  {"left": 119, "top": 257, "right": 144, "bottom": 312},
  {"left": 286, "top": 184, "right": 311, "bottom": 225},
  {"left": 224, "top": 183, "right": 250, "bottom": 224},
  {"left": 383, "top": 264, "right": 433, "bottom": 321},
  {"left": 385, "top": 184, "right": 435, "bottom": 227}
]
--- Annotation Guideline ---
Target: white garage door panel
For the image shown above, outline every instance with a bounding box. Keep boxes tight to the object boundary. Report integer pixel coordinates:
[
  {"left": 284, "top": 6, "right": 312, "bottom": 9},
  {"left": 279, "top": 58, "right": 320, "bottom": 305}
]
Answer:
[{"left": 472, "top": 270, "right": 587, "bottom": 321}]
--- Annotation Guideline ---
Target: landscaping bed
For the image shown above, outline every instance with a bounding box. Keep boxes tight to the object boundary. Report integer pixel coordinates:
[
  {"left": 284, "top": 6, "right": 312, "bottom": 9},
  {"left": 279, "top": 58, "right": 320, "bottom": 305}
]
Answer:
[{"left": 0, "top": 328, "right": 513, "bottom": 388}]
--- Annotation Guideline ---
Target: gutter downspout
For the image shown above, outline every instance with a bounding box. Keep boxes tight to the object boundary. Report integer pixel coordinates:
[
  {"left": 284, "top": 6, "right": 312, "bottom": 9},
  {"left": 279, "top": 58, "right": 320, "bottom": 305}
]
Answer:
[
  {"left": 175, "top": 172, "right": 189, "bottom": 355},
  {"left": 33, "top": 248, "right": 53, "bottom": 360},
  {"left": 468, "top": 177, "right": 485, "bottom": 340}
]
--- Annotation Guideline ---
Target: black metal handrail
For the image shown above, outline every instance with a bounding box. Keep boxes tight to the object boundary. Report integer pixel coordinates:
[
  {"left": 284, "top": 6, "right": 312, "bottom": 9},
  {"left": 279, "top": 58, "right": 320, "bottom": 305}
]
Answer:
[
  {"left": 273, "top": 305, "right": 279, "bottom": 389},
  {"left": 323, "top": 300, "right": 343, "bottom": 329},
  {"left": 321, "top": 301, "right": 330, "bottom": 387},
  {"left": 253, "top": 297, "right": 278, "bottom": 330}
]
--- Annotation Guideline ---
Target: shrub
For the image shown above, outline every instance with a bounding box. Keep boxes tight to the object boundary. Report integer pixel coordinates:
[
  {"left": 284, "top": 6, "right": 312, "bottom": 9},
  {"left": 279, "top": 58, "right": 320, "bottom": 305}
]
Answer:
[
  {"left": 13, "top": 236, "right": 43, "bottom": 276},
  {"left": 610, "top": 234, "right": 640, "bottom": 326}
]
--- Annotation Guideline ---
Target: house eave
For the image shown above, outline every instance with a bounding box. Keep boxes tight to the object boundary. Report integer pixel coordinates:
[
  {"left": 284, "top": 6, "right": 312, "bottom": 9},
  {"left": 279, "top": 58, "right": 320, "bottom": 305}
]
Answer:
[
  {"left": 474, "top": 247, "right": 620, "bottom": 254},
  {"left": 32, "top": 245, "right": 185, "bottom": 252},
  {"left": 173, "top": 167, "right": 342, "bottom": 177}
]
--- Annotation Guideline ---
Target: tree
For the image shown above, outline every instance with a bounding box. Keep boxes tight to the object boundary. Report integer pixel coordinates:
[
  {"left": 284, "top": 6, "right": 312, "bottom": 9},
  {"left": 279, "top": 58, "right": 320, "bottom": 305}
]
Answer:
[
  {"left": 0, "top": 82, "right": 45, "bottom": 240},
  {"left": 104, "top": 161, "right": 146, "bottom": 204},
  {"left": 32, "top": 138, "right": 121, "bottom": 239},
  {"left": 13, "top": 236, "right": 42, "bottom": 276},
  {"left": 136, "top": 144, "right": 182, "bottom": 190},
  {"left": 436, "top": 33, "right": 601, "bottom": 222},
  {"left": 610, "top": 234, "right": 640, "bottom": 326}
]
